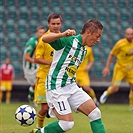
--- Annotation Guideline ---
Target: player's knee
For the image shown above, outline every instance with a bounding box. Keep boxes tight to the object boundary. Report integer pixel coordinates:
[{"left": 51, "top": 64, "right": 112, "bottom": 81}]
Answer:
[
  {"left": 88, "top": 107, "right": 101, "bottom": 122},
  {"left": 29, "top": 86, "right": 34, "bottom": 92},
  {"left": 59, "top": 120, "right": 74, "bottom": 131}
]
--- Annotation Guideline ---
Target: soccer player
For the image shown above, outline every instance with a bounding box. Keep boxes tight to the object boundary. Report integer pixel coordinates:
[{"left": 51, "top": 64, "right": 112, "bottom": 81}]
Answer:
[
  {"left": 34, "top": 13, "right": 62, "bottom": 128},
  {"left": 22, "top": 26, "right": 46, "bottom": 106},
  {"left": 0, "top": 58, "right": 15, "bottom": 103},
  {"left": 76, "top": 46, "right": 99, "bottom": 106},
  {"left": 32, "top": 19, "right": 106, "bottom": 133},
  {"left": 100, "top": 28, "right": 133, "bottom": 111}
]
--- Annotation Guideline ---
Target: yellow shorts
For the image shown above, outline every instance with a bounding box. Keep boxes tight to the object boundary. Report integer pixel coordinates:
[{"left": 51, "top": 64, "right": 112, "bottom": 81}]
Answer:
[
  {"left": 0, "top": 81, "right": 12, "bottom": 91},
  {"left": 34, "top": 77, "right": 47, "bottom": 104},
  {"left": 76, "top": 71, "right": 90, "bottom": 86},
  {"left": 112, "top": 64, "right": 133, "bottom": 86}
]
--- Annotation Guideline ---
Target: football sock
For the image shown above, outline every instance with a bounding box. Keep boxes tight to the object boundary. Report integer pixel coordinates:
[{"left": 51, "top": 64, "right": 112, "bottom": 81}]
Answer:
[
  {"left": 37, "top": 113, "right": 46, "bottom": 128},
  {"left": 88, "top": 88, "right": 96, "bottom": 99},
  {"left": 106, "top": 86, "right": 113, "bottom": 96},
  {"left": 39, "top": 121, "right": 65, "bottom": 133},
  {"left": 0, "top": 91, "right": 3, "bottom": 103},
  {"left": 28, "top": 86, "right": 34, "bottom": 101},
  {"left": 90, "top": 119, "right": 106, "bottom": 133},
  {"left": 129, "top": 90, "right": 133, "bottom": 108},
  {"left": 88, "top": 107, "right": 106, "bottom": 133},
  {"left": 6, "top": 91, "right": 11, "bottom": 103}
]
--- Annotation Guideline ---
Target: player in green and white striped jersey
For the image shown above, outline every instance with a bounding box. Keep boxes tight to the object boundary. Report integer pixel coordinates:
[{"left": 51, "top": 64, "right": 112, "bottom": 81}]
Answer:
[
  {"left": 32, "top": 20, "right": 106, "bottom": 133},
  {"left": 23, "top": 26, "right": 46, "bottom": 105}
]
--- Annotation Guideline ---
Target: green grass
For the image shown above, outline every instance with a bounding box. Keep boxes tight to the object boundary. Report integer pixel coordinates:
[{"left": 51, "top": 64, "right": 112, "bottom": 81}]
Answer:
[{"left": 0, "top": 102, "right": 133, "bottom": 133}]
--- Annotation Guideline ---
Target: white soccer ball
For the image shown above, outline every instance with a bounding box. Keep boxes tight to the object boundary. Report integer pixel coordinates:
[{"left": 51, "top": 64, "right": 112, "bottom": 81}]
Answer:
[{"left": 15, "top": 105, "right": 36, "bottom": 126}]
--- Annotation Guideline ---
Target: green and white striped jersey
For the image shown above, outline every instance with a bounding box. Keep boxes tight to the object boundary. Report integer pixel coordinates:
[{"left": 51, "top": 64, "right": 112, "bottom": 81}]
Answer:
[
  {"left": 23, "top": 36, "right": 38, "bottom": 74},
  {"left": 46, "top": 34, "right": 87, "bottom": 90}
]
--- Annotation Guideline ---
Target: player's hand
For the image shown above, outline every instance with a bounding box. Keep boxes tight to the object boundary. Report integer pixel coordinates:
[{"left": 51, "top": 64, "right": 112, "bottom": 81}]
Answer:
[
  {"left": 64, "top": 29, "right": 76, "bottom": 37},
  {"left": 102, "top": 67, "right": 110, "bottom": 77}
]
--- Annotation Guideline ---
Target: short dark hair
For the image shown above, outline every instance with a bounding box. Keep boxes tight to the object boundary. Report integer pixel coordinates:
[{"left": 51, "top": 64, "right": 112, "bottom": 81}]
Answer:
[
  {"left": 36, "top": 26, "right": 46, "bottom": 32},
  {"left": 81, "top": 19, "right": 103, "bottom": 34},
  {"left": 47, "top": 12, "right": 62, "bottom": 23}
]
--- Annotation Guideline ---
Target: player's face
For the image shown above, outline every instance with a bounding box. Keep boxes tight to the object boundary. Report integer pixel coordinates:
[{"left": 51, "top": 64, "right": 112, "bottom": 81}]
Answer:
[
  {"left": 48, "top": 18, "right": 62, "bottom": 33},
  {"left": 5, "top": 58, "right": 10, "bottom": 65},
  {"left": 37, "top": 29, "right": 46, "bottom": 38},
  {"left": 85, "top": 29, "right": 102, "bottom": 47},
  {"left": 125, "top": 30, "right": 133, "bottom": 42}
]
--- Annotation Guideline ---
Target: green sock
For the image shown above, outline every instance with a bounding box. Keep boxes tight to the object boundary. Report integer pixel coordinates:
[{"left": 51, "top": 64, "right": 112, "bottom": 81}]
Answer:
[
  {"left": 28, "top": 86, "right": 34, "bottom": 100},
  {"left": 39, "top": 121, "right": 65, "bottom": 133},
  {"left": 90, "top": 119, "right": 106, "bottom": 133}
]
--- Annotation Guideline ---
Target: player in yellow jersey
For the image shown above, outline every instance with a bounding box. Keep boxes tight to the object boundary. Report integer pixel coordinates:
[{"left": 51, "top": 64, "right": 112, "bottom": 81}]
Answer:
[
  {"left": 100, "top": 28, "right": 133, "bottom": 110},
  {"left": 34, "top": 13, "right": 63, "bottom": 129},
  {"left": 76, "top": 46, "right": 99, "bottom": 106}
]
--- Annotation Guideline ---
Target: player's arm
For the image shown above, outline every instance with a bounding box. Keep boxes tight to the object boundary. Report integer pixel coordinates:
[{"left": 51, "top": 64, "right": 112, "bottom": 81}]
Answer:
[
  {"left": 102, "top": 53, "right": 114, "bottom": 77},
  {"left": 42, "top": 29, "right": 76, "bottom": 43},
  {"left": 24, "top": 52, "right": 34, "bottom": 63},
  {"left": 34, "top": 58, "right": 51, "bottom": 65},
  {"left": 85, "top": 60, "right": 94, "bottom": 72}
]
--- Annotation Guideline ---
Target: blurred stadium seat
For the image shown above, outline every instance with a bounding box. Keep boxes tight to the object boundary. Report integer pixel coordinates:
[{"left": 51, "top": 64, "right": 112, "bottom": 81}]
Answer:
[
  {"left": 1, "top": 0, "right": 131, "bottom": 79},
  {"left": 0, "top": 6, "right": 6, "bottom": 20},
  {"left": 10, "top": 46, "right": 20, "bottom": 60},
  {"left": 6, "top": 0, "right": 15, "bottom": 6},
  {"left": 5, "top": 19, "right": 16, "bottom": 33},
  {"left": 30, "top": 0, "right": 39, "bottom": 6},
  {"left": 17, "top": 0, "right": 27, "bottom": 6},
  {"left": 29, "top": 20, "right": 38, "bottom": 33},
  {"left": 7, "top": 6, "right": 17, "bottom": 19},
  {"left": 30, "top": 7, "right": 40, "bottom": 20},
  {"left": 95, "top": 1, "right": 105, "bottom": 8},
  {"left": 19, "top": 6, "right": 29, "bottom": 20},
  {"left": 93, "top": 47, "right": 103, "bottom": 62},
  {"left": 0, "top": 45, "right": 8, "bottom": 60},
  {"left": 0, "top": 20, "right": 3, "bottom": 32},
  {"left": 12, "top": 60, "right": 22, "bottom": 77},
  {"left": 0, "top": 0, "right": 4, "bottom": 6},
  {"left": 93, "top": 62, "right": 104, "bottom": 78},
  {"left": 17, "top": 19, "right": 28, "bottom": 33},
  {"left": 7, "top": 33, "right": 17, "bottom": 46},
  {"left": 106, "top": 0, "right": 116, "bottom": 8}
]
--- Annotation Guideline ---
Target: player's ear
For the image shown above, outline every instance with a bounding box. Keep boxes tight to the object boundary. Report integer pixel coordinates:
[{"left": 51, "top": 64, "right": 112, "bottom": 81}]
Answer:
[{"left": 86, "top": 30, "right": 91, "bottom": 35}]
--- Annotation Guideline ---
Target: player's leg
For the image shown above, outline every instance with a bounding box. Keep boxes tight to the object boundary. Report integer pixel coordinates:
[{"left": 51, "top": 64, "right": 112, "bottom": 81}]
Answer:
[
  {"left": 70, "top": 84, "right": 106, "bottom": 133},
  {"left": 24, "top": 72, "right": 37, "bottom": 106},
  {"left": 129, "top": 88, "right": 133, "bottom": 111},
  {"left": 28, "top": 86, "right": 35, "bottom": 103},
  {"left": 38, "top": 86, "right": 75, "bottom": 133},
  {"left": 126, "top": 68, "right": 133, "bottom": 111},
  {"left": 37, "top": 103, "right": 49, "bottom": 128},
  {"left": 100, "top": 65, "right": 124, "bottom": 104},
  {"left": 34, "top": 78, "right": 49, "bottom": 128},
  {"left": 5, "top": 81, "right": 12, "bottom": 103},
  {"left": 0, "top": 81, "right": 6, "bottom": 103},
  {"left": 83, "top": 86, "right": 99, "bottom": 106},
  {"left": 77, "top": 72, "right": 99, "bottom": 106},
  {"left": 79, "top": 100, "right": 106, "bottom": 133},
  {"left": 0, "top": 90, "right": 3, "bottom": 103}
]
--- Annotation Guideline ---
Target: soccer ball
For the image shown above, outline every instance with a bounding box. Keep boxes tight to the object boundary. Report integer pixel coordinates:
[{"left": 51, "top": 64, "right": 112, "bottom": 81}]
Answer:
[{"left": 15, "top": 105, "right": 36, "bottom": 126}]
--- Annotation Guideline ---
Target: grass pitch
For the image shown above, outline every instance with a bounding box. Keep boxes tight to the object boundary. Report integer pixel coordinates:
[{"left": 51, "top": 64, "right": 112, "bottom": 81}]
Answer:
[{"left": 0, "top": 102, "right": 133, "bottom": 133}]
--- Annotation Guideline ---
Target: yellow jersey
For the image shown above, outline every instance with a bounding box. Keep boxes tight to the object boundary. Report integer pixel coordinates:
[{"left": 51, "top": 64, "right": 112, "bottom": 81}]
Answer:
[
  {"left": 77, "top": 46, "right": 94, "bottom": 72},
  {"left": 35, "top": 30, "right": 54, "bottom": 78},
  {"left": 111, "top": 38, "right": 133, "bottom": 67}
]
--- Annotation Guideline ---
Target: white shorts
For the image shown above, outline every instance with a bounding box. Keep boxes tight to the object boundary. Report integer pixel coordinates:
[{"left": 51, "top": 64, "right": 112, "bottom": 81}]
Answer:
[
  {"left": 46, "top": 82, "right": 91, "bottom": 117},
  {"left": 24, "top": 71, "right": 36, "bottom": 86}
]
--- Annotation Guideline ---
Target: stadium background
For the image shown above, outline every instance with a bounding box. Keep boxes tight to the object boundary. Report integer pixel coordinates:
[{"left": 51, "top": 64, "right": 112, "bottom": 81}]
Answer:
[{"left": 0, "top": 0, "right": 132, "bottom": 103}]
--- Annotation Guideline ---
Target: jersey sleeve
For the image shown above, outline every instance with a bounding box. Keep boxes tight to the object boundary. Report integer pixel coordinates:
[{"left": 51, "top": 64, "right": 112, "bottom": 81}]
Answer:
[
  {"left": 50, "top": 37, "right": 68, "bottom": 50},
  {"left": 89, "top": 48, "right": 94, "bottom": 61},
  {"left": 35, "top": 40, "right": 45, "bottom": 59},
  {"left": 110, "top": 41, "right": 121, "bottom": 56},
  {"left": 25, "top": 39, "right": 36, "bottom": 54}
]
